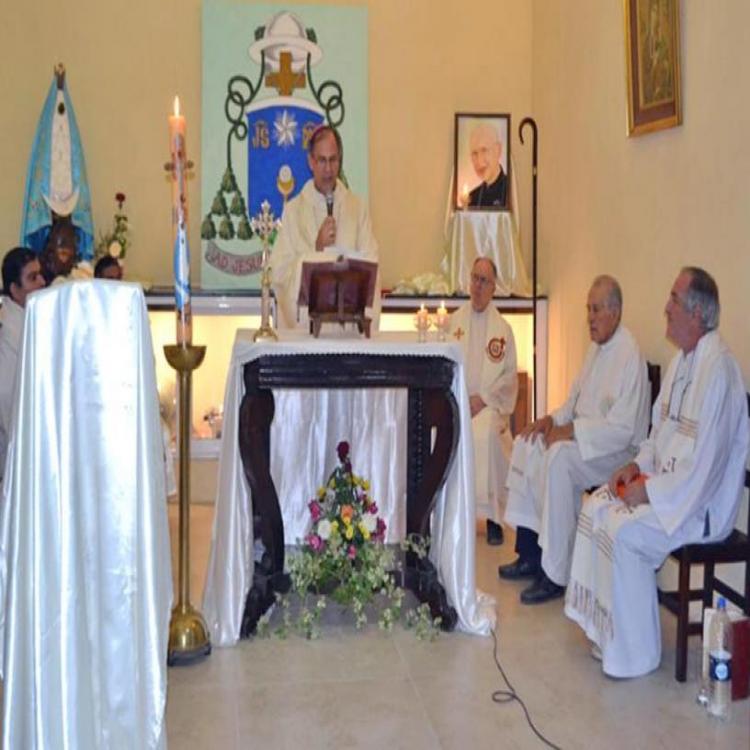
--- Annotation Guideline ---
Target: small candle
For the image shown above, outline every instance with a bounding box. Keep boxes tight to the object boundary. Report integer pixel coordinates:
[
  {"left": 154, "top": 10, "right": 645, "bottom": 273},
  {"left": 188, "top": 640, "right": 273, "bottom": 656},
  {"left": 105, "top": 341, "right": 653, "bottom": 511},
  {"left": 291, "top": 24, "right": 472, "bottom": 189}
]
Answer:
[
  {"left": 435, "top": 301, "right": 449, "bottom": 341},
  {"left": 414, "top": 304, "right": 431, "bottom": 342},
  {"left": 461, "top": 183, "right": 470, "bottom": 208},
  {"left": 169, "top": 95, "right": 191, "bottom": 346}
]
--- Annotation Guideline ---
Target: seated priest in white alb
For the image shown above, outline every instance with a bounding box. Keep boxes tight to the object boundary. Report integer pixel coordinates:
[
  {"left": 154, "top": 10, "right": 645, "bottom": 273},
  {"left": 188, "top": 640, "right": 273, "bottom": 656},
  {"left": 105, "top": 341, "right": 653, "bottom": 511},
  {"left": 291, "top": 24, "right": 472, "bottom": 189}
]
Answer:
[
  {"left": 565, "top": 267, "right": 749, "bottom": 678},
  {"left": 0, "top": 246, "right": 45, "bottom": 485},
  {"left": 501, "top": 275, "right": 650, "bottom": 604},
  {"left": 450, "top": 257, "right": 517, "bottom": 545},
  {"left": 0, "top": 281, "right": 172, "bottom": 748},
  {"left": 271, "top": 124, "right": 380, "bottom": 330}
]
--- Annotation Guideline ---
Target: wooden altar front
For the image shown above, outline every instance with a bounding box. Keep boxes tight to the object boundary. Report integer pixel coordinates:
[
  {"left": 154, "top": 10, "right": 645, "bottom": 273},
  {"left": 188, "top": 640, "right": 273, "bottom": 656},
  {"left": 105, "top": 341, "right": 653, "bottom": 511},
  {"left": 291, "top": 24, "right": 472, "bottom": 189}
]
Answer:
[{"left": 238, "top": 352, "right": 460, "bottom": 636}]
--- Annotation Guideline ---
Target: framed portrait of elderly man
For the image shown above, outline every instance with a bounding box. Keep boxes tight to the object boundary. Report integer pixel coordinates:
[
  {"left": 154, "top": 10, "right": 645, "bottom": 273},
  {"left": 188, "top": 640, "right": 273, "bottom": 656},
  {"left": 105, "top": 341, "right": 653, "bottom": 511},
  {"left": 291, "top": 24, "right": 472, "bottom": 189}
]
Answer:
[
  {"left": 454, "top": 113, "right": 511, "bottom": 211},
  {"left": 625, "top": 0, "right": 682, "bottom": 136}
]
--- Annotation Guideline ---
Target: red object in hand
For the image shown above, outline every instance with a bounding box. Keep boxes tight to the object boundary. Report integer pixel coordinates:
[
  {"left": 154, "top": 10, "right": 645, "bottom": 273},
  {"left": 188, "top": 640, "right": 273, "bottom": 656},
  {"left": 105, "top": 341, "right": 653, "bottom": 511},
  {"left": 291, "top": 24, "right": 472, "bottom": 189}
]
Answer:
[{"left": 616, "top": 473, "right": 647, "bottom": 499}]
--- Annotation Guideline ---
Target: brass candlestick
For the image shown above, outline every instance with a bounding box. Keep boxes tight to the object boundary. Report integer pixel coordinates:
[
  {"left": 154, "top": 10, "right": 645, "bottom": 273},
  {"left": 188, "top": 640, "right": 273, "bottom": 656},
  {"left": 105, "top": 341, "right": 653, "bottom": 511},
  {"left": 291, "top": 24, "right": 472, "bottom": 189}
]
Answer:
[
  {"left": 165, "top": 343, "right": 211, "bottom": 665},
  {"left": 251, "top": 200, "right": 281, "bottom": 342}
]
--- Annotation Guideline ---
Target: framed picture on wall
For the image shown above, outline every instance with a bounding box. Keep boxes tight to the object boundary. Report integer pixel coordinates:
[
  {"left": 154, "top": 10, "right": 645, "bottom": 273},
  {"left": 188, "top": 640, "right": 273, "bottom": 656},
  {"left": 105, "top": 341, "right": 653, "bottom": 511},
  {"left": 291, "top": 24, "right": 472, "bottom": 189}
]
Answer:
[
  {"left": 624, "top": 0, "right": 682, "bottom": 136},
  {"left": 454, "top": 113, "right": 511, "bottom": 211}
]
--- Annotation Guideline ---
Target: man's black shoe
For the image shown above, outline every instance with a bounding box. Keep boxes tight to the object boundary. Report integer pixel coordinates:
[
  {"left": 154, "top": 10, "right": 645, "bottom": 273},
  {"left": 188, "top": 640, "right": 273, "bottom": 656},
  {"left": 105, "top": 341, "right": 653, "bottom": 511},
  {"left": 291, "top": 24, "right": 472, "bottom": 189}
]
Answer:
[
  {"left": 498, "top": 557, "right": 539, "bottom": 581},
  {"left": 486, "top": 519, "right": 504, "bottom": 546},
  {"left": 520, "top": 572, "right": 565, "bottom": 604}
]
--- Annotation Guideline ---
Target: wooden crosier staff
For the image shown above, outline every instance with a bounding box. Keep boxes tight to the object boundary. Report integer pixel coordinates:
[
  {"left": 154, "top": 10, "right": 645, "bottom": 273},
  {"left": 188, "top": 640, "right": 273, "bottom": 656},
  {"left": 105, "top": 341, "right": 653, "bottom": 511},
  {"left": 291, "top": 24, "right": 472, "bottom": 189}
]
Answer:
[
  {"left": 519, "top": 117, "right": 538, "bottom": 420},
  {"left": 163, "top": 95, "right": 210, "bottom": 665}
]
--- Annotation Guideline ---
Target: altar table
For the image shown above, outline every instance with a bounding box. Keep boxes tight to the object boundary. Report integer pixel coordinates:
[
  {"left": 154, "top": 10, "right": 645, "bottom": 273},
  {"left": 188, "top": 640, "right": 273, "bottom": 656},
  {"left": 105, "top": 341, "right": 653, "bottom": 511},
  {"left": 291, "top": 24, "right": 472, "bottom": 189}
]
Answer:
[{"left": 202, "top": 330, "right": 496, "bottom": 644}]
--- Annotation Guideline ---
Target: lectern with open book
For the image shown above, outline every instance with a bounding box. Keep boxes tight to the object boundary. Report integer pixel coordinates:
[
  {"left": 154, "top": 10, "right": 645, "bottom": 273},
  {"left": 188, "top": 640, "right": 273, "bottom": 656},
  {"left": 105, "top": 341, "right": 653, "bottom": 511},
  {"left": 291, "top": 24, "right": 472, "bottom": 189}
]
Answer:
[{"left": 297, "top": 258, "right": 378, "bottom": 338}]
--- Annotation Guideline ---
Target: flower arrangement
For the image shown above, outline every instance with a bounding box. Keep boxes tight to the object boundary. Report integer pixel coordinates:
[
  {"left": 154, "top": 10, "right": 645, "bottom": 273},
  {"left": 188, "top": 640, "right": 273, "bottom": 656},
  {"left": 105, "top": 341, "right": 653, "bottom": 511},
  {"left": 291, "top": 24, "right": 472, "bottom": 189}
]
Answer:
[
  {"left": 97, "top": 192, "right": 130, "bottom": 259},
  {"left": 258, "top": 441, "right": 442, "bottom": 640}
]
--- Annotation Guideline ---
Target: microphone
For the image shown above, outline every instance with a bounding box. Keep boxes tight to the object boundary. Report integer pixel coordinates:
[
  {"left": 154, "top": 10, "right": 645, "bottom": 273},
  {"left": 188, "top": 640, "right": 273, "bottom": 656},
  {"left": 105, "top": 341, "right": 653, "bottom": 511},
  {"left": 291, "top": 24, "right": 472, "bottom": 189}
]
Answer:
[{"left": 326, "top": 192, "right": 334, "bottom": 217}]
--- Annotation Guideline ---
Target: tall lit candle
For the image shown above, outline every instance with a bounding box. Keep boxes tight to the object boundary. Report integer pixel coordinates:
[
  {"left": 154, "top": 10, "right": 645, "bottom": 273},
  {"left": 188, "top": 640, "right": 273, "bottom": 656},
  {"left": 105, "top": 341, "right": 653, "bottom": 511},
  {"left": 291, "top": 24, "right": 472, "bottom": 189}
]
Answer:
[{"left": 169, "top": 95, "right": 192, "bottom": 346}]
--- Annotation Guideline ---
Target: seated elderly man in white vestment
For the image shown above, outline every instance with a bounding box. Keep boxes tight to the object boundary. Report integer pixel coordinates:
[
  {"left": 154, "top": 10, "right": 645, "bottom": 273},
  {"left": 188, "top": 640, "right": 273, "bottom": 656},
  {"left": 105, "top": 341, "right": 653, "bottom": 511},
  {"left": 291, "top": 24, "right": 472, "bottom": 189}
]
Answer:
[
  {"left": 450, "top": 257, "right": 517, "bottom": 545},
  {"left": 501, "top": 275, "right": 650, "bottom": 604},
  {"left": 272, "top": 125, "right": 379, "bottom": 329},
  {"left": 565, "top": 267, "right": 749, "bottom": 678},
  {"left": 0, "top": 246, "right": 45, "bottom": 485}
]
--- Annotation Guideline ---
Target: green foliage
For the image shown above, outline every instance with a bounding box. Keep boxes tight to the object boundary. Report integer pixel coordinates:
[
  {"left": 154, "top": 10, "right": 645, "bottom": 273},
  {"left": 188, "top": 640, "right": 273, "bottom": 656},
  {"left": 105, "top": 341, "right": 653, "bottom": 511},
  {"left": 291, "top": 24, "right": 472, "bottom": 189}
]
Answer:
[{"left": 256, "top": 442, "right": 441, "bottom": 642}]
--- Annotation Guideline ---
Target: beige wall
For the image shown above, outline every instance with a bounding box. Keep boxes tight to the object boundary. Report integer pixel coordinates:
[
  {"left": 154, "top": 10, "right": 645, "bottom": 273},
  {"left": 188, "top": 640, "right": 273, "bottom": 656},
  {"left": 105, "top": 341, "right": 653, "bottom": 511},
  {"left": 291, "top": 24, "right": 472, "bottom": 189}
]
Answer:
[
  {"left": 0, "top": 0, "right": 533, "bottom": 290},
  {"left": 532, "top": 0, "right": 750, "bottom": 404}
]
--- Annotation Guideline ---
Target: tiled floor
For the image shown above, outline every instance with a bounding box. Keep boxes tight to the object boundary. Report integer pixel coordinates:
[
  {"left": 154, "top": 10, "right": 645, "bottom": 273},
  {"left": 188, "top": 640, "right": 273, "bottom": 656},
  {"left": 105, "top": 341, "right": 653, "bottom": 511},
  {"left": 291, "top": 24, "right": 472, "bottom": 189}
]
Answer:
[{"left": 166, "top": 505, "right": 749, "bottom": 749}]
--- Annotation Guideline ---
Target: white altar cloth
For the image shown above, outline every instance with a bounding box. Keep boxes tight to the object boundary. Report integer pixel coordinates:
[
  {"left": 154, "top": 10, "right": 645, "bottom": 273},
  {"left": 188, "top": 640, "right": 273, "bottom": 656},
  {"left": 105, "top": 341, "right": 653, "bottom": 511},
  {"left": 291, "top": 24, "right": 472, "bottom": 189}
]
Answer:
[
  {"left": 202, "top": 331, "right": 496, "bottom": 644},
  {"left": 446, "top": 211, "right": 531, "bottom": 296}
]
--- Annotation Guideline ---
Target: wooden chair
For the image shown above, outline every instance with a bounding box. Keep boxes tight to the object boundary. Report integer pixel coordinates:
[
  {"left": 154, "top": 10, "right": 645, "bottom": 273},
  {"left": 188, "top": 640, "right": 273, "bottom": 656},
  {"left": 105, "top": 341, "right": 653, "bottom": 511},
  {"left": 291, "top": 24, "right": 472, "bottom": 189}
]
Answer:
[{"left": 658, "top": 393, "right": 750, "bottom": 681}]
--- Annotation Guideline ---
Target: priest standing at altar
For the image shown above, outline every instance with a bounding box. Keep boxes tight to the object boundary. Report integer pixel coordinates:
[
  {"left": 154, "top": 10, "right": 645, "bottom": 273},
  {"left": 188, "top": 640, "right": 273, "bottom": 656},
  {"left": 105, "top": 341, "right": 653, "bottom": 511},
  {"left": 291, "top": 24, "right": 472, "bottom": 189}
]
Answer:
[
  {"left": 565, "top": 267, "right": 749, "bottom": 678},
  {"left": 501, "top": 275, "right": 650, "bottom": 604},
  {"left": 272, "top": 125, "right": 379, "bottom": 329},
  {"left": 450, "top": 257, "right": 518, "bottom": 545}
]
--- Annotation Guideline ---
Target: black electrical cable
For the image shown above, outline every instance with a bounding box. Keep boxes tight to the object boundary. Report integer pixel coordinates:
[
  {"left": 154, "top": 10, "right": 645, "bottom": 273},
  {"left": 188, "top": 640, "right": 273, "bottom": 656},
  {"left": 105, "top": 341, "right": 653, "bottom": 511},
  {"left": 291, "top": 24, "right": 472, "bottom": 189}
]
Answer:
[{"left": 490, "top": 628, "right": 563, "bottom": 750}]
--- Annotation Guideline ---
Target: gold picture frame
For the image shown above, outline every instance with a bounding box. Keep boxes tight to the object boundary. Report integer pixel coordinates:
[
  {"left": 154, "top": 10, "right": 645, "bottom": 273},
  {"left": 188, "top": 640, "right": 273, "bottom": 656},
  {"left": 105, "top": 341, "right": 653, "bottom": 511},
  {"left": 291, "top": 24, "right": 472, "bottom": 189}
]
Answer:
[{"left": 624, "top": 0, "right": 682, "bottom": 136}]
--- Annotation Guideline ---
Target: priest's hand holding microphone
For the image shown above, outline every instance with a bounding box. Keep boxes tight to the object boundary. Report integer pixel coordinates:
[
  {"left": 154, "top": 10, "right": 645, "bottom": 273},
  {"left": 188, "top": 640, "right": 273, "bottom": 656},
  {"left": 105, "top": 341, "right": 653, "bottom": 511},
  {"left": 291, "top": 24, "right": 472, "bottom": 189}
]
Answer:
[{"left": 315, "top": 192, "right": 336, "bottom": 252}]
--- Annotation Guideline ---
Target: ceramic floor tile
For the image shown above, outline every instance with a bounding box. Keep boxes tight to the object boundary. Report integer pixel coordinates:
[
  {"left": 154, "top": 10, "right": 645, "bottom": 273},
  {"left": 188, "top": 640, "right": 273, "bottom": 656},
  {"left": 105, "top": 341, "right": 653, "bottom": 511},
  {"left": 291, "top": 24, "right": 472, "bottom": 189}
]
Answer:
[
  {"left": 233, "top": 677, "right": 441, "bottom": 750},
  {"left": 166, "top": 682, "right": 239, "bottom": 749}
]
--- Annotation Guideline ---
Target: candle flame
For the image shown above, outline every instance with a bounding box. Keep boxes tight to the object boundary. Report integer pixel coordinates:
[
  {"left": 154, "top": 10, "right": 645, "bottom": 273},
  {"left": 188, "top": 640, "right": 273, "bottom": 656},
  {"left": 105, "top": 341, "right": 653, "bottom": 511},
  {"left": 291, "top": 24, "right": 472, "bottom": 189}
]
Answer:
[{"left": 173, "top": 96, "right": 181, "bottom": 117}]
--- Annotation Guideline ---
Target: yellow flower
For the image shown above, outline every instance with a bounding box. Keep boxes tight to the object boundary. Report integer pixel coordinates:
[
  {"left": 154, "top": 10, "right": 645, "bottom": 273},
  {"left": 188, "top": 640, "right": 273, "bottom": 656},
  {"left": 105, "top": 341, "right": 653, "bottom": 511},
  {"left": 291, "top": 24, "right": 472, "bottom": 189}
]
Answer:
[
  {"left": 330, "top": 520, "right": 339, "bottom": 533},
  {"left": 345, "top": 525, "right": 354, "bottom": 540},
  {"left": 317, "top": 486, "right": 326, "bottom": 499},
  {"left": 358, "top": 523, "right": 371, "bottom": 541},
  {"left": 362, "top": 479, "right": 370, "bottom": 491}
]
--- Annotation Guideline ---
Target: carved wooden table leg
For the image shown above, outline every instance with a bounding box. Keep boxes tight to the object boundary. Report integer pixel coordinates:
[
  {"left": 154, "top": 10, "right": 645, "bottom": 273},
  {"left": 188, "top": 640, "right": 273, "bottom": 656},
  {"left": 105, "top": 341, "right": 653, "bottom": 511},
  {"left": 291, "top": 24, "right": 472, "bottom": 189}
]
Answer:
[
  {"left": 238, "top": 378, "right": 290, "bottom": 637},
  {"left": 405, "top": 385, "right": 459, "bottom": 630}
]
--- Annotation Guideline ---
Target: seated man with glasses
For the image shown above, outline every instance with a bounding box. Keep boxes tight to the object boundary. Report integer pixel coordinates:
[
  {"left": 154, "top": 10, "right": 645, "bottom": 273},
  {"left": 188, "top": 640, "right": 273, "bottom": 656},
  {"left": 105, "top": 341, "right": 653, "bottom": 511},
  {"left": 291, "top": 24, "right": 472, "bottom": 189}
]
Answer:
[
  {"left": 450, "top": 257, "right": 518, "bottom": 546},
  {"left": 501, "top": 275, "right": 650, "bottom": 604},
  {"left": 565, "top": 267, "right": 748, "bottom": 678},
  {"left": 272, "top": 125, "right": 379, "bottom": 329}
]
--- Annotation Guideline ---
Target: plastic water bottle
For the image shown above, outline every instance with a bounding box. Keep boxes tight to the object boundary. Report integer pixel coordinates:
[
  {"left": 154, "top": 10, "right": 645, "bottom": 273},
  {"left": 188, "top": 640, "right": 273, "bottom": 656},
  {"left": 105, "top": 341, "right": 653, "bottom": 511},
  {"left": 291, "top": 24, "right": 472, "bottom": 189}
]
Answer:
[{"left": 707, "top": 597, "right": 732, "bottom": 720}]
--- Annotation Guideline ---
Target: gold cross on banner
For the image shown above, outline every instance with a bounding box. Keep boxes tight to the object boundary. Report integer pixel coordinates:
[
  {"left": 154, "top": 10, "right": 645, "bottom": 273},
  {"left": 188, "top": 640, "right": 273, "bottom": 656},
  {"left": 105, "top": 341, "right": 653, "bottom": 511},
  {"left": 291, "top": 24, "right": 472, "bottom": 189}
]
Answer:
[
  {"left": 453, "top": 327, "right": 465, "bottom": 340},
  {"left": 265, "top": 52, "right": 306, "bottom": 96}
]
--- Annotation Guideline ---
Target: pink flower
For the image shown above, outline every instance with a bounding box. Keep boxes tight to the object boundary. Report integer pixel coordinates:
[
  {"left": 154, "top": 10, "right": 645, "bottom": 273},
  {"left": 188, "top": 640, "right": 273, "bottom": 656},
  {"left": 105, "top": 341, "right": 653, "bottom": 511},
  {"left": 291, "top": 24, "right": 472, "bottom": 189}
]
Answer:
[
  {"left": 337, "top": 441, "right": 350, "bottom": 462},
  {"left": 307, "top": 534, "right": 324, "bottom": 552},
  {"left": 368, "top": 502, "right": 378, "bottom": 515},
  {"left": 373, "top": 517, "right": 387, "bottom": 542},
  {"left": 347, "top": 544, "right": 357, "bottom": 560},
  {"left": 308, "top": 500, "right": 323, "bottom": 521}
]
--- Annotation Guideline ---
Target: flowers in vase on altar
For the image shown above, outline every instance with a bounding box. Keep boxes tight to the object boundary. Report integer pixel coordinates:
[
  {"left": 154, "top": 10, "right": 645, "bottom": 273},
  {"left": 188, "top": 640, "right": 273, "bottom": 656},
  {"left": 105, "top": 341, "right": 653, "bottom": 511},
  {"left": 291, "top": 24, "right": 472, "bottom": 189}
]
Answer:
[
  {"left": 298, "top": 441, "right": 390, "bottom": 615},
  {"left": 96, "top": 192, "right": 130, "bottom": 261},
  {"left": 257, "top": 441, "right": 441, "bottom": 640}
]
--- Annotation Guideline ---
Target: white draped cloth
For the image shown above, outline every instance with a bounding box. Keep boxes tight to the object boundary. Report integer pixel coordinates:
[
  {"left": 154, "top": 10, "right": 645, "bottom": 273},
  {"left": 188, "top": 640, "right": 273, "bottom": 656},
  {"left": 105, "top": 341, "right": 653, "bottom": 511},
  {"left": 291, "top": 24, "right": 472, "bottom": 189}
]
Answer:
[
  {"left": 505, "top": 325, "right": 650, "bottom": 585},
  {"left": 449, "top": 301, "right": 517, "bottom": 523},
  {"left": 271, "top": 178, "right": 380, "bottom": 330},
  {"left": 565, "top": 330, "right": 749, "bottom": 678},
  {"left": 0, "top": 298, "right": 23, "bottom": 486},
  {"left": 446, "top": 212, "right": 531, "bottom": 296},
  {"left": 0, "top": 281, "right": 173, "bottom": 748},
  {"left": 202, "top": 331, "right": 496, "bottom": 645}
]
